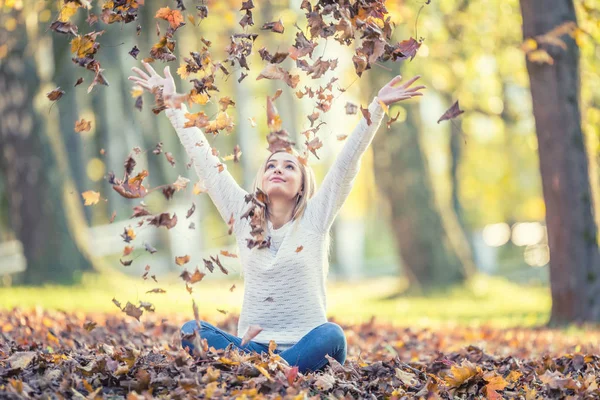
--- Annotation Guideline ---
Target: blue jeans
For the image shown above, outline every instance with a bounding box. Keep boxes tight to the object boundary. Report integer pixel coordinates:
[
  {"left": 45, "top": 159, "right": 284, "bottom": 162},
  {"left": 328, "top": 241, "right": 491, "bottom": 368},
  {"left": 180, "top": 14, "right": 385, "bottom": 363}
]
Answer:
[{"left": 180, "top": 320, "right": 347, "bottom": 374}]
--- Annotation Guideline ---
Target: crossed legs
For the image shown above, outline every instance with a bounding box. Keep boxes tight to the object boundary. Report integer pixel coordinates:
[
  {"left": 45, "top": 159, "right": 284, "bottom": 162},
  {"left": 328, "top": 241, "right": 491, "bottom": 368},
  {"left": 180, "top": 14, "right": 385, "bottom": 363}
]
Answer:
[{"left": 180, "top": 320, "right": 347, "bottom": 374}]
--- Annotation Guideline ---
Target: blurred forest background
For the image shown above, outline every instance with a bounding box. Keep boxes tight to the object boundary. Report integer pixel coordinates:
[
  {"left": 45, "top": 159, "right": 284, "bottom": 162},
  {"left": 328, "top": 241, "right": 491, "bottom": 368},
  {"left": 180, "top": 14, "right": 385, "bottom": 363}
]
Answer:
[{"left": 0, "top": 0, "right": 599, "bottom": 329}]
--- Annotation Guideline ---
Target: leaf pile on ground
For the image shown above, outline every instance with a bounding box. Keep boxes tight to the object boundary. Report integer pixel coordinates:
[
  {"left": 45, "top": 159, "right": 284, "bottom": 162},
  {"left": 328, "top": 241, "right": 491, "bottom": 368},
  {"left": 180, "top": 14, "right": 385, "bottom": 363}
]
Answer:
[{"left": 1, "top": 309, "right": 599, "bottom": 399}]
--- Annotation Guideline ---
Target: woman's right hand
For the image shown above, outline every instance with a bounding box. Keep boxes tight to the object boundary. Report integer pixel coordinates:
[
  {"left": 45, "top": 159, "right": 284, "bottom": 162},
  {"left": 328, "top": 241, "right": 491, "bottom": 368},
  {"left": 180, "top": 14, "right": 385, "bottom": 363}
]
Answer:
[{"left": 128, "top": 61, "right": 178, "bottom": 104}]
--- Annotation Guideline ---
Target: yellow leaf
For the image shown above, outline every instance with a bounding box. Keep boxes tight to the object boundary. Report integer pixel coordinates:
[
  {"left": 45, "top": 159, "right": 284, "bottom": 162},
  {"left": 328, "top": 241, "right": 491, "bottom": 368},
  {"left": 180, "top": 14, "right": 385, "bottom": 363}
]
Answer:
[
  {"left": 254, "top": 364, "right": 273, "bottom": 382},
  {"left": 81, "top": 190, "right": 100, "bottom": 206},
  {"left": 189, "top": 91, "right": 209, "bottom": 105},
  {"left": 527, "top": 49, "right": 554, "bottom": 65},
  {"left": 59, "top": 2, "right": 80, "bottom": 22},
  {"left": 193, "top": 182, "right": 206, "bottom": 195},
  {"left": 131, "top": 85, "right": 144, "bottom": 98},
  {"left": 444, "top": 360, "right": 482, "bottom": 388},
  {"left": 521, "top": 38, "right": 538, "bottom": 52},
  {"left": 574, "top": 28, "right": 586, "bottom": 47},
  {"left": 378, "top": 99, "right": 389, "bottom": 115},
  {"left": 177, "top": 63, "right": 189, "bottom": 79}
]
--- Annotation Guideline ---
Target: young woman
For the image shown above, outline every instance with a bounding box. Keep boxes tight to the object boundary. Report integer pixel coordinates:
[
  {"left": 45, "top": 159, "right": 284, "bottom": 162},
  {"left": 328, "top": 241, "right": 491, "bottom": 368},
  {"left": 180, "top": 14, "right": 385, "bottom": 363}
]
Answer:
[{"left": 129, "top": 62, "right": 424, "bottom": 374}]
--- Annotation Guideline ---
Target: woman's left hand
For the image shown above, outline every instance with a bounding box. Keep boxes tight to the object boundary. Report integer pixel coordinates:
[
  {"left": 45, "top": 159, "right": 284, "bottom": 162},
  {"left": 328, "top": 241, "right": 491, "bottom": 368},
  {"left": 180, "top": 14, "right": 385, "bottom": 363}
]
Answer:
[{"left": 377, "top": 74, "right": 426, "bottom": 106}]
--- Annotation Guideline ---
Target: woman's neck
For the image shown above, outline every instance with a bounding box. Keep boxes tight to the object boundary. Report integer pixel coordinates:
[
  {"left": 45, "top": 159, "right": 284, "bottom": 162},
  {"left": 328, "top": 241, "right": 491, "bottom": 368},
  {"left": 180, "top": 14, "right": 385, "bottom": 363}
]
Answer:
[{"left": 268, "top": 198, "right": 296, "bottom": 229}]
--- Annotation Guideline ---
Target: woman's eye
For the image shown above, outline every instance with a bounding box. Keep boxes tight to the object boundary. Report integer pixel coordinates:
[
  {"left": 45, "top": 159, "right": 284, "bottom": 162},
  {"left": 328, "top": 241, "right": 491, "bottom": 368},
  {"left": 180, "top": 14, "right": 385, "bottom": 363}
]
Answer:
[
  {"left": 286, "top": 165, "right": 293, "bottom": 169},
  {"left": 267, "top": 164, "right": 274, "bottom": 169}
]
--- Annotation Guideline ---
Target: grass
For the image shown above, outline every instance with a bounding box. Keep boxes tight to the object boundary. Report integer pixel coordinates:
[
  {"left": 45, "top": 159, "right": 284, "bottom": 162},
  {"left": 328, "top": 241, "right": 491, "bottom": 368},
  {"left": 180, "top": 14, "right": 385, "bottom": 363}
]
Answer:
[{"left": 0, "top": 269, "right": 555, "bottom": 329}]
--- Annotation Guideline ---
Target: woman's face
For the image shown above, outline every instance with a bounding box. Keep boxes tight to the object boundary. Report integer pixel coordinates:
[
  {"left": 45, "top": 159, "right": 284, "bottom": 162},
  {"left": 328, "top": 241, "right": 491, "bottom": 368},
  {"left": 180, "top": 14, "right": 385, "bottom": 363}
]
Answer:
[{"left": 262, "top": 151, "right": 303, "bottom": 202}]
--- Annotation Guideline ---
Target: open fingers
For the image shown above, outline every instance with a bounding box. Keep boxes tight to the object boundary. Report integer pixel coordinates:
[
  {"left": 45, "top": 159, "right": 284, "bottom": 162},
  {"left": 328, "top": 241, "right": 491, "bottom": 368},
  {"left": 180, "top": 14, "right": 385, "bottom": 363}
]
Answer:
[
  {"left": 128, "top": 76, "right": 153, "bottom": 91},
  {"left": 131, "top": 67, "right": 150, "bottom": 80},
  {"left": 406, "top": 85, "right": 426, "bottom": 93},
  {"left": 400, "top": 75, "right": 421, "bottom": 89},
  {"left": 142, "top": 61, "right": 159, "bottom": 77},
  {"left": 388, "top": 74, "right": 403, "bottom": 87}
]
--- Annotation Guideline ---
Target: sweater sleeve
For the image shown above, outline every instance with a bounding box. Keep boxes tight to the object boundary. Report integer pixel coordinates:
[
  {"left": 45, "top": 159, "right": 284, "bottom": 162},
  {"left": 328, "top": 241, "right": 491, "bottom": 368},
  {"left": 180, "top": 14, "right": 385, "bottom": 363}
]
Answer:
[
  {"left": 305, "top": 96, "right": 385, "bottom": 233},
  {"left": 165, "top": 103, "right": 248, "bottom": 233}
]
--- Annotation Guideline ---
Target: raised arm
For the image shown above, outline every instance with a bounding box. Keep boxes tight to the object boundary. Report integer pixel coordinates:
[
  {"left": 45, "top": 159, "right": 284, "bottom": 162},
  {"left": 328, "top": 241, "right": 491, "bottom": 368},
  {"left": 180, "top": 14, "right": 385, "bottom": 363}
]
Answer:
[
  {"left": 165, "top": 104, "right": 248, "bottom": 232},
  {"left": 305, "top": 75, "right": 425, "bottom": 233},
  {"left": 129, "top": 62, "right": 248, "bottom": 233},
  {"left": 305, "top": 95, "right": 385, "bottom": 233}
]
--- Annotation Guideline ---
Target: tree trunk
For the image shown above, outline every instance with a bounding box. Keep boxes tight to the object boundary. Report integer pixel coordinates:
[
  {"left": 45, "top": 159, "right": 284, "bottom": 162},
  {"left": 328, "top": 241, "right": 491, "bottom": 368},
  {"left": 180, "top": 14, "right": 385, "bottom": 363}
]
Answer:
[
  {"left": 520, "top": 0, "right": 600, "bottom": 324},
  {"left": 0, "top": 8, "right": 91, "bottom": 284},
  {"left": 370, "top": 80, "right": 472, "bottom": 291},
  {"left": 52, "top": 23, "right": 90, "bottom": 224}
]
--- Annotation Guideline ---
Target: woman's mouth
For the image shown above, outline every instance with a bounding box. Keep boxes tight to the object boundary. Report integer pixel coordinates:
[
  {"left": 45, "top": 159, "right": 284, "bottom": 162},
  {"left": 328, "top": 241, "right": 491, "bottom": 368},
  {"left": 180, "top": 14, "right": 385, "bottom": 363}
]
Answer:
[{"left": 270, "top": 177, "right": 285, "bottom": 183}]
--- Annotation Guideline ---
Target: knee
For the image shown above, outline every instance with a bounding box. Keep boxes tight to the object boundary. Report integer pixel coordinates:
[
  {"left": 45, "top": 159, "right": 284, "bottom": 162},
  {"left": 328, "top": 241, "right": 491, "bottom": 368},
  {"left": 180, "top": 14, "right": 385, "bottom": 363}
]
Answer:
[
  {"left": 322, "top": 322, "right": 346, "bottom": 347},
  {"left": 181, "top": 320, "right": 212, "bottom": 335}
]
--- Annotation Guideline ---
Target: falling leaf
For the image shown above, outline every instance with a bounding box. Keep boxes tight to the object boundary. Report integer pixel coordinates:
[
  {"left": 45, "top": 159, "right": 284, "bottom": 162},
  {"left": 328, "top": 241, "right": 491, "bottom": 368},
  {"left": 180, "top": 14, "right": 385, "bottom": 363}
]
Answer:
[
  {"left": 437, "top": 100, "right": 464, "bottom": 124},
  {"left": 360, "top": 105, "right": 372, "bottom": 126},
  {"left": 180, "top": 267, "right": 206, "bottom": 284},
  {"left": 47, "top": 87, "right": 65, "bottom": 102},
  {"left": 144, "top": 242, "right": 157, "bottom": 254},
  {"left": 220, "top": 250, "right": 238, "bottom": 258},
  {"left": 186, "top": 203, "right": 196, "bottom": 219},
  {"left": 81, "top": 190, "right": 100, "bottom": 206},
  {"left": 173, "top": 175, "right": 190, "bottom": 191},
  {"left": 148, "top": 213, "right": 178, "bottom": 229},
  {"left": 122, "top": 302, "right": 143, "bottom": 321},
  {"left": 155, "top": 7, "right": 184, "bottom": 30},
  {"left": 295, "top": 246, "right": 303, "bottom": 253},
  {"left": 120, "top": 258, "right": 133, "bottom": 266},
  {"left": 241, "top": 325, "right": 263, "bottom": 346},
  {"left": 261, "top": 19, "right": 285, "bottom": 33},
  {"left": 146, "top": 288, "right": 166, "bottom": 294},
  {"left": 175, "top": 255, "right": 191, "bottom": 266}
]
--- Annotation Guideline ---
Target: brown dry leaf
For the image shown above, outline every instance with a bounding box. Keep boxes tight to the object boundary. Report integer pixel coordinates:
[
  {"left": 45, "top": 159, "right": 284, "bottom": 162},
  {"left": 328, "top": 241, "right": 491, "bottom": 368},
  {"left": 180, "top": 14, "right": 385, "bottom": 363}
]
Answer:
[
  {"left": 122, "top": 302, "right": 143, "bottom": 321},
  {"left": 220, "top": 250, "right": 238, "bottom": 258},
  {"left": 146, "top": 288, "right": 166, "bottom": 294},
  {"left": 437, "top": 100, "right": 464, "bottom": 124},
  {"left": 256, "top": 63, "right": 299, "bottom": 89},
  {"left": 241, "top": 325, "right": 263, "bottom": 346},
  {"left": 148, "top": 213, "right": 178, "bottom": 229},
  {"left": 175, "top": 255, "right": 191, "bottom": 266},
  {"left": 74, "top": 118, "right": 92, "bottom": 133},
  {"left": 47, "top": 87, "right": 65, "bottom": 102},
  {"left": 155, "top": 6, "right": 184, "bottom": 30},
  {"left": 444, "top": 360, "right": 483, "bottom": 388},
  {"left": 295, "top": 246, "right": 303, "bottom": 253},
  {"left": 173, "top": 175, "right": 190, "bottom": 191}
]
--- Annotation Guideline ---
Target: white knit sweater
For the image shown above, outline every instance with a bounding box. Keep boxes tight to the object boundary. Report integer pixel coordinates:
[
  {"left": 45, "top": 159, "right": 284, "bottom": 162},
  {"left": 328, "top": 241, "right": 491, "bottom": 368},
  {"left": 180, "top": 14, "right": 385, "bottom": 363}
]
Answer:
[{"left": 165, "top": 96, "right": 385, "bottom": 350}]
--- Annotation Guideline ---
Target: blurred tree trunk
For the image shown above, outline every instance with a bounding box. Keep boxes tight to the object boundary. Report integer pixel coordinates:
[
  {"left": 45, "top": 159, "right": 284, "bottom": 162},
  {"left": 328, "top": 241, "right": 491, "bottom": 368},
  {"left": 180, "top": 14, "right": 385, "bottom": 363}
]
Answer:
[
  {"left": 370, "top": 73, "right": 473, "bottom": 293},
  {"left": 0, "top": 8, "right": 92, "bottom": 284},
  {"left": 52, "top": 24, "right": 90, "bottom": 224},
  {"left": 448, "top": 102, "right": 468, "bottom": 232},
  {"left": 520, "top": 0, "right": 600, "bottom": 324}
]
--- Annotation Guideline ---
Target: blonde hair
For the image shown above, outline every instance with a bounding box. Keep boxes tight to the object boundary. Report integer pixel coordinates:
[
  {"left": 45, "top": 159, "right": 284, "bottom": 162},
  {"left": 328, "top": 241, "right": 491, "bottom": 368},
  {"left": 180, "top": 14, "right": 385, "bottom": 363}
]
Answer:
[
  {"left": 251, "top": 148, "right": 317, "bottom": 225},
  {"left": 247, "top": 148, "right": 332, "bottom": 278}
]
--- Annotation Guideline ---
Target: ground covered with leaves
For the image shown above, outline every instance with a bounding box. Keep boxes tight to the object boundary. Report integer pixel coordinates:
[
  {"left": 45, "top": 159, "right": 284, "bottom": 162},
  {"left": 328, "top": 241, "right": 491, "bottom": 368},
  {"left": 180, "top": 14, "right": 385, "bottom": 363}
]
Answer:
[{"left": 1, "top": 309, "right": 599, "bottom": 399}]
